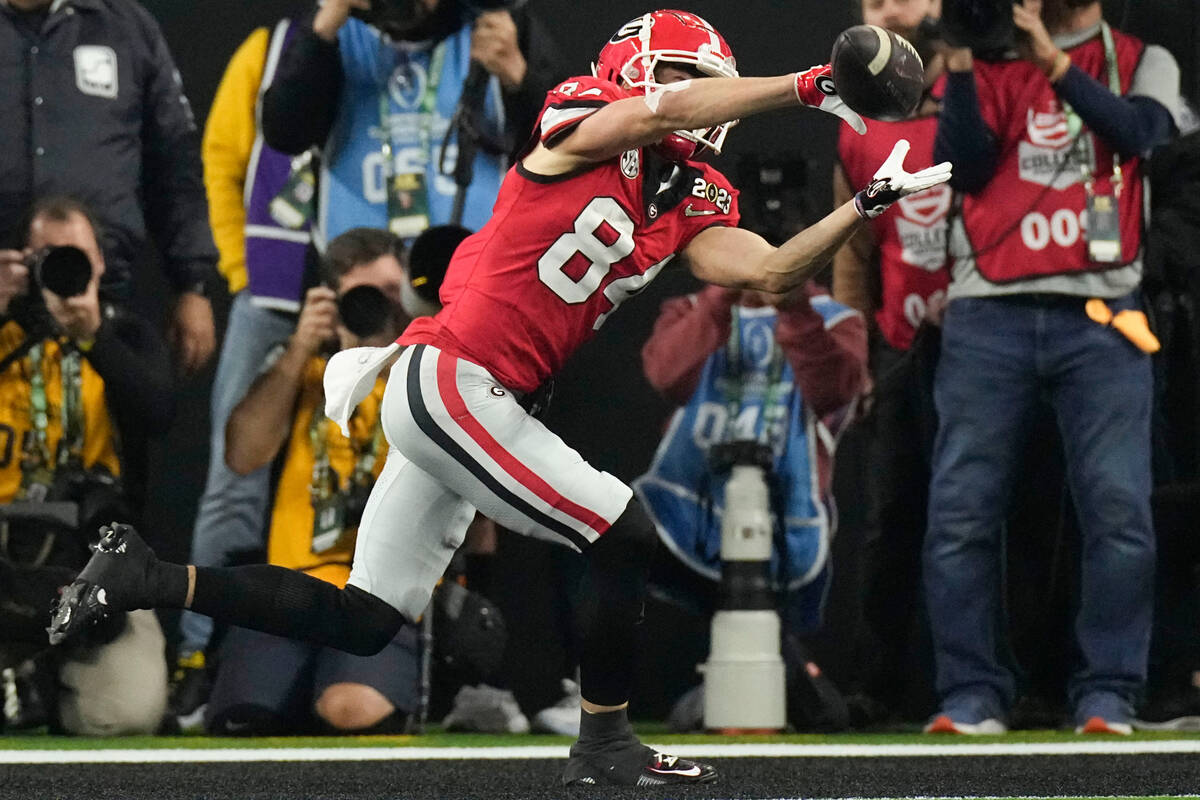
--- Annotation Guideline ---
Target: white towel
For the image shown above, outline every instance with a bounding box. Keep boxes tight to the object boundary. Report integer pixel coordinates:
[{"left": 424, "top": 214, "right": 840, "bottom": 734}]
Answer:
[{"left": 323, "top": 342, "right": 401, "bottom": 437}]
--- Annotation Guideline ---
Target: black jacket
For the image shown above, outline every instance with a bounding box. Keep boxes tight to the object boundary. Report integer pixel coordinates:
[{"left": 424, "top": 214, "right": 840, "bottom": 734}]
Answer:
[{"left": 0, "top": 0, "right": 217, "bottom": 295}]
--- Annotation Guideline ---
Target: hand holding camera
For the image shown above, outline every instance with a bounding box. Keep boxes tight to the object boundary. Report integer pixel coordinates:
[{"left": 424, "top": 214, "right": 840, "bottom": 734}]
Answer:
[
  {"left": 1012, "top": 0, "right": 1066, "bottom": 77},
  {"left": 313, "top": 0, "right": 372, "bottom": 42},
  {"left": 0, "top": 249, "right": 31, "bottom": 315},
  {"left": 470, "top": 10, "right": 525, "bottom": 89},
  {"left": 292, "top": 286, "right": 339, "bottom": 357}
]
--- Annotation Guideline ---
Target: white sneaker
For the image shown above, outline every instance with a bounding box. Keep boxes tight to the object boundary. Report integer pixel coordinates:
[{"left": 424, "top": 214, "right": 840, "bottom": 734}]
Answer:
[
  {"left": 924, "top": 714, "right": 1007, "bottom": 734},
  {"left": 531, "top": 678, "right": 582, "bottom": 736},
  {"left": 442, "top": 684, "right": 530, "bottom": 734}
]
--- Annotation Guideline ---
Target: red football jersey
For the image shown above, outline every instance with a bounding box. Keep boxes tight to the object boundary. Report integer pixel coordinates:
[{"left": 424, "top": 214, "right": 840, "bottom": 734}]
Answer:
[
  {"left": 401, "top": 76, "right": 740, "bottom": 393},
  {"left": 837, "top": 77, "right": 950, "bottom": 352}
]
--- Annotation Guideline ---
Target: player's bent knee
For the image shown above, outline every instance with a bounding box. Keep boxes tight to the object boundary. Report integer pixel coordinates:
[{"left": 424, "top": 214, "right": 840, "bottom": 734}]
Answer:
[
  {"left": 315, "top": 683, "right": 396, "bottom": 731},
  {"left": 339, "top": 585, "right": 406, "bottom": 656},
  {"left": 588, "top": 500, "right": 658, "bottom": 566}
]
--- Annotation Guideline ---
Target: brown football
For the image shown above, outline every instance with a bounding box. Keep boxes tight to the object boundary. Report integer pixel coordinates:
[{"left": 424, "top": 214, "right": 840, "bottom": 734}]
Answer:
[{"left": 830, "top": 24, "right": 925, "bottom": 122}]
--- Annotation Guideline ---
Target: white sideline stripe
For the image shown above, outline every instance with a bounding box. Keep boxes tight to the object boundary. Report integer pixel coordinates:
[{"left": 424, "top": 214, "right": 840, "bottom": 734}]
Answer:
[{"left": 4, "top": 740, "right": 1200, "bottom": 764}]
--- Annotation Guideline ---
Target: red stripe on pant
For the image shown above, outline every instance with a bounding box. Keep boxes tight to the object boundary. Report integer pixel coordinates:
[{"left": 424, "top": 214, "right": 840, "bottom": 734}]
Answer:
[{"left": 432, "top": 351, "right": 612, "bottom": 536}]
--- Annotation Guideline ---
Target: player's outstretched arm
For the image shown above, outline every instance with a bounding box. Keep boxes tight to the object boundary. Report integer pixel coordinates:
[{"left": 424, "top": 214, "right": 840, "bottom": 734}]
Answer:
[
  {"left": 524, "top": 66, "right": 864, "bottom": 174},
  {"left": 683, "top": 139, "right": 952, "bottom": 294},
  {"left": 682, "top": 203, "right": 863, "bottom": 295}
]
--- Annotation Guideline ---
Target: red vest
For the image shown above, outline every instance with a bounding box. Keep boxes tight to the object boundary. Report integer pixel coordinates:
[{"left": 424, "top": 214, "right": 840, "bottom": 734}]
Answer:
[
  {"left": 962, "top": 29, "right": 1146, "bottom": 283},
  {"left": 838, "top": 79, "right": 950, "bottom": 351}
]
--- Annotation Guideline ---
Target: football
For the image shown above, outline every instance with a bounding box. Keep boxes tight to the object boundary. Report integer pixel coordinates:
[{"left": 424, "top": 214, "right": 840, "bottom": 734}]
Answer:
[{"left": 830, "top": 24, "right": 925, "bottom": 122}]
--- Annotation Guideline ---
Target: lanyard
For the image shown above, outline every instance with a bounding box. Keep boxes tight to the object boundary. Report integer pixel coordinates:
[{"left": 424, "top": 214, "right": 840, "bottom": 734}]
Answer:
[
  {"left": 23, "top": 342, "right": 84, "bottom": 490},
  {"left": 377, "top": 42, "right": 447, "bottom": 229},
  {"left": 308, "top": 397, "right": 384, "bottom": 498},
  {"left": 723, "top": 308, "right": 788, "bottom": 447},
  {"left": 1063, "top": 22, "right": 1124, "bottom": 192}
]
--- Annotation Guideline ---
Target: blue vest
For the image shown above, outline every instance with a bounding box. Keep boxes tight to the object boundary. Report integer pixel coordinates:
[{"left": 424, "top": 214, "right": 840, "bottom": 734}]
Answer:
[
  {"left": 634, "top": 299, "right": 857, "bottom": 605},
  {"left": 244, "top": 19, "right": 312, "bottom": 312},
  {"left": 319, "top": 19, "right": 507, "bottom": 248}
]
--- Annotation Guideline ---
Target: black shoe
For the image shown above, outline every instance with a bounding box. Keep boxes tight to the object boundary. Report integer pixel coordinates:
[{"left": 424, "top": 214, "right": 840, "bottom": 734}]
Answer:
[
  {"left": 47, "top": 523, "right": 157, "bottom": 646},
  {"left": 167, "top": 651, "right": 212, "bottom": 733},
  {"left": 562, "top": 739, "right": 717, "bottom": 787}
]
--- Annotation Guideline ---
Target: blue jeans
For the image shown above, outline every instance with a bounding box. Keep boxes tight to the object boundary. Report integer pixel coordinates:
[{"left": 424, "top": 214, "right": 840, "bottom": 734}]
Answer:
[
  {"left": 924, "top": 293, "right": 1154, "bottom": 723},
  {"left": 178, "top": 292, "right": 297, "bottom": 657}
]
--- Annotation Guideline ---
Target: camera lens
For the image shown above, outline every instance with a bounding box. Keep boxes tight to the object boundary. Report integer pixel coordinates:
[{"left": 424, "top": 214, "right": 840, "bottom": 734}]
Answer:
[
  {"left": 941, "top": 0, "right": 1016, "bottom": 55},
  {"left": 35, "top": 246, "right": 93, "bottom": 297},
  {"left": 338, "top": 284, "right": 394, "bottom": 339}
]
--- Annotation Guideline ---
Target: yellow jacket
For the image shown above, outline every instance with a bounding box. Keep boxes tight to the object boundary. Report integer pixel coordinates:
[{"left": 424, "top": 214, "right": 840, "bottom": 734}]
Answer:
[
  {"left": 268, "top": 357, "right": 387, "bottom": 588},
  {"left": 202, "top": 28, "right": 270, "bottom": 294},
  {"left": 0, "top": 322, "right": 120, "bottom": 502}
]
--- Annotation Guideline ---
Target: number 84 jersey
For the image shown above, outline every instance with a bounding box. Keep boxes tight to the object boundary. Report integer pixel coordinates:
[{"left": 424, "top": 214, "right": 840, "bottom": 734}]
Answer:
[{"left": 400, "top": 76, "right": 740, "bottom": 394}]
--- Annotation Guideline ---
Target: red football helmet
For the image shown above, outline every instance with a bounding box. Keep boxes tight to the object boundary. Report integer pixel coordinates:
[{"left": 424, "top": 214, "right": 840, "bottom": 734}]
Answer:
[{"left": 593, "top": 10, "right": 740, "bottom": 160}]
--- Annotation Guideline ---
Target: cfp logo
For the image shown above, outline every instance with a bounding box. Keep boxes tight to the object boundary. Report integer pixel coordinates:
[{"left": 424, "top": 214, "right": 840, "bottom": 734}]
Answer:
[
  {"left": 1026, "top": 106, "right": 1072, "bottom": 149},
  {"left": 74, "top": 46, "right": 118, "bottom": 99},
  {"left": 895, "top": 183, "right": 951, "bottom": 226},
  {"left": 389, "top": 60, "right": 429, "bottom": 110}
]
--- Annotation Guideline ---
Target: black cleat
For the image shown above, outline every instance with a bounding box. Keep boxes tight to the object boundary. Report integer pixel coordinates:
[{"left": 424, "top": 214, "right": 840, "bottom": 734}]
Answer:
[
  {"left": 47, "top": 523, "right": 157, "bottom": 646},
  {"left": 562, "top": 740, "right": 718, "bottom": 787}
]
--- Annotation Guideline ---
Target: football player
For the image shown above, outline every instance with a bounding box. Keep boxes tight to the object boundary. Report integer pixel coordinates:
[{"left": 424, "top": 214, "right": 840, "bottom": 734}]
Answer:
[{"left": 50, "top": 9, "right": 950, "bottom": 787}]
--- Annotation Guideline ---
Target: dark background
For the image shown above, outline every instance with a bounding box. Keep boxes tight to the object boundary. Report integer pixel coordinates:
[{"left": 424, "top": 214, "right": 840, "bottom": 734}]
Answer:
[{"left": 134, "top": 0, "right": 1199, "bottom": 674}]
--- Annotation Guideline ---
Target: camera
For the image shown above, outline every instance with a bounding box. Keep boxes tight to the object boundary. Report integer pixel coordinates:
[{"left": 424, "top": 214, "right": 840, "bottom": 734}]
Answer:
[
  {"left": 937, "top": 0, "right": 1019, "bottom": 57},
  {"left": 337, "top": 284, "right": 395, "bottom": 340},
  {"left": 0, "top": 467, "right": 127, "bottom": 570},
  {"left": 351, "top": 0, "right": 523, "bottom": 40},
  {"left": 9, "top": 245, "right": 95, "bottom": 337},
  {"left": 23, "top": 246, "right": 92, "bottom": 298}
]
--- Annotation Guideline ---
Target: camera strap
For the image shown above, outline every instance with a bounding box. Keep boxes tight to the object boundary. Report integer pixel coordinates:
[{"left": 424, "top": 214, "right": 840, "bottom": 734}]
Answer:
[
  {"left": 308, "top": 396, "right": 384, "bottom": 554},
  {"left": 378, "top": 41, "right": 448, "bottom": 239},
  {"left": 723, "top": 308, "right": 788, "bottom": 449},
  {"left": 18, "top": 343, "right": 85, "bottom": 499}
]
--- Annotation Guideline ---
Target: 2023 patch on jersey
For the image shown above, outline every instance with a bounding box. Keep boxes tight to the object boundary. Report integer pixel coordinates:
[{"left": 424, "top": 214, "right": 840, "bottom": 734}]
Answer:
[{"left": 401, "top": 76, "right": 741, "bottom": 394}]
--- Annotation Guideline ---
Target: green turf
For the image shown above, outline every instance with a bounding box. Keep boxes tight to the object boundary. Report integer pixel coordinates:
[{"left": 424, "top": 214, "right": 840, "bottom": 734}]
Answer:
[{"left": 2, "top": 728, "right": 1200, "bottom": 750}]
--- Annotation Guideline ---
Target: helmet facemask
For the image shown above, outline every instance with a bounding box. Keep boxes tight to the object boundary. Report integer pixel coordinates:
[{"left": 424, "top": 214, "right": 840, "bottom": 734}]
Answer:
[{"left": 593, "top": 10, "right": 740, "bottom": 159}]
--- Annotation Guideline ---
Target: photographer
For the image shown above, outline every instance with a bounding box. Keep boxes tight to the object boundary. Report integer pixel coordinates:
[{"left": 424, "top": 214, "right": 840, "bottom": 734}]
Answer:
[
  {"left": 0, "top": 197, "right": 173, "bottom": 735},
  {"left": 0, "top": 0, "right": 218, "bottom": 373},
  {"left": 634, "top": 281, "right": 868, "bottom": 730},
  {"left": 923, "top": 0, "right": 1181, "bottom": 734},
  {"left": 206, "top": 227, "right": 449, "bottom": 735},
  {"left": 261, "top": 0, "right": 561, "bottom": 246},
  {"left": 832, "top": 0, "right": 950, "bottom": 721}
]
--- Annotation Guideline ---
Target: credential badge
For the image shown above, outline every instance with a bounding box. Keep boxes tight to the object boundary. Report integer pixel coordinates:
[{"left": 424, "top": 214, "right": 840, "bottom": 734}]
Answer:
[{"left": 74, "top": 46, "right": 119, "bottom": 99}]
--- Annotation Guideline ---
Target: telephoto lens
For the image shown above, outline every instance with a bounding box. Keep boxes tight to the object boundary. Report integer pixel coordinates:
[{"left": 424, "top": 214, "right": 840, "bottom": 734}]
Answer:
[
  {"left": 337, "top": 285, "right": 394, "bottom": 339},
  {"left": 940, "top": 0, "right": 1017, "bottom": 57},
  {"left": 28, "top": 246, "right": 92, "bottom": 297}
]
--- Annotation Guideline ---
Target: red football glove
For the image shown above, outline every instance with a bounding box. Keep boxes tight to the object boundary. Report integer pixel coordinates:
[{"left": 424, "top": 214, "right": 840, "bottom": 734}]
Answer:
[{"left": 794, "top": 64, "right": 867, "bottom": 135}]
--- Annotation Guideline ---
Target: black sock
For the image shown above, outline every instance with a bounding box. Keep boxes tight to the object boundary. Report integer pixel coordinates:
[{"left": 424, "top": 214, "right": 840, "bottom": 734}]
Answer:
[
  {"left": 576, "top": 502, "right": 656, "bottom": 706},
  {"left": 189, "top": 564, "right": 406, "bottom": 656},
  {"left": 578, "top": 706, "right": 634, "bottom": 744}
]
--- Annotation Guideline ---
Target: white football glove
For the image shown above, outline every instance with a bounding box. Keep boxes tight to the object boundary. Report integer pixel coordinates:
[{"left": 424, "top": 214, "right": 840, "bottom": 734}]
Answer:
[
  {"left": 854, "top": 139, "right": 953, "bottom": 220},
  {"left": 794, "top": 64, "right": 867, "bottom": 136}
]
